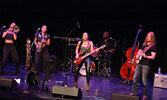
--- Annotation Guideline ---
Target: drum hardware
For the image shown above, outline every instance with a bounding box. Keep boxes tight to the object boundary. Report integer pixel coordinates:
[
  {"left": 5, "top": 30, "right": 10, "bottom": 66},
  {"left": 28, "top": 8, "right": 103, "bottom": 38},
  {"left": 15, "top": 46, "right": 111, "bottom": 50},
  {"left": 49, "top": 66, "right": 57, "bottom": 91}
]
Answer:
[
  {"left": 41, "top": 79, "right": 49, "bottom": 92},
  {"left": 97, "top": 53, "right": 111, "bottom": 77},
  {"left": 79, "top": 61, "right": 96, "bottom": 76}
]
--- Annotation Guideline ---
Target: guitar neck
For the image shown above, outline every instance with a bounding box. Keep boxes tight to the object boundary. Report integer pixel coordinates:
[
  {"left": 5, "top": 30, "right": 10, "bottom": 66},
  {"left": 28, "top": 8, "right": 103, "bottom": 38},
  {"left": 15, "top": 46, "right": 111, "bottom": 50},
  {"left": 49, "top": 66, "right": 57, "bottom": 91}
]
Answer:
[{"left": 81, "top": 49, "right": 98, "bottom": 59}]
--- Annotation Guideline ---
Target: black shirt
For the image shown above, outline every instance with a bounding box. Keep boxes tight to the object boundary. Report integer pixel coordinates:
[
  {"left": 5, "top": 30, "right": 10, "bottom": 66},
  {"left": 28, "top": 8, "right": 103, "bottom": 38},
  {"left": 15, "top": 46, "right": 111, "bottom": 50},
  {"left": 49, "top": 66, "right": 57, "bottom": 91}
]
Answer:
[
  {"left": 35, "top": 32, "right": 50, "bottom": 42},
  {"left": 139, "top": 44, "right": 157, "bottom": 67},
  {"left": 98, "top": 38, "right": 116, "bottom": 54}
]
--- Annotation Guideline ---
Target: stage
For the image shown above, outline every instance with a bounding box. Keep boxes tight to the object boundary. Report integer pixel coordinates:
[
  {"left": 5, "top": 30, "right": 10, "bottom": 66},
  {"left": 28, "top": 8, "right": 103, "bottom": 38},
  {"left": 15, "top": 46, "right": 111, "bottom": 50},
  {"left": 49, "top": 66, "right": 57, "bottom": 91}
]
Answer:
[{"left": 0, "top": 61, "right": 167, "bottom": 100}]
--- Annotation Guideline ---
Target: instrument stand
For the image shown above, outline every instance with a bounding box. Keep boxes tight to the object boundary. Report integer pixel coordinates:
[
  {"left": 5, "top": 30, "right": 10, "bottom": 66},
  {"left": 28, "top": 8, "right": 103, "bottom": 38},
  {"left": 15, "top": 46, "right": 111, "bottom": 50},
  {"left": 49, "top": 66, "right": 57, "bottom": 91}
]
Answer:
[
  {"left": 41, "top": 79, "right": 49, "bottom": 92},
  {"left": 61, "top": 23, "right": 80, "bottom": 87},
  {"left": 98, "top": 53, "right": 111, "bottom": 77},
  {"left": 121, "top": 67, "right": 132, "bottom": 86}
]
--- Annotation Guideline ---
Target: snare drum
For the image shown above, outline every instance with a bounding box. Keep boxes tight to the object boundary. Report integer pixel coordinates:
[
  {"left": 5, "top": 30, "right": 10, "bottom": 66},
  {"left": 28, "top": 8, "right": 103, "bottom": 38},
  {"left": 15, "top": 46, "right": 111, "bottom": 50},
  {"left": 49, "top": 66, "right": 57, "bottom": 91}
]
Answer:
[{"left": 79, "top": 61, "right": 96, "bottom": 76}]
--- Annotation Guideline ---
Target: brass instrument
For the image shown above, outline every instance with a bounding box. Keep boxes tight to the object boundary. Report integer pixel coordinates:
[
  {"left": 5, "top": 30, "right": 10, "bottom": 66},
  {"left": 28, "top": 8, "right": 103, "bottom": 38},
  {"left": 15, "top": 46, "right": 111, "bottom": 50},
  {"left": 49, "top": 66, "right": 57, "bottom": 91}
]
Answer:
[
  {"left": 13, "top": 25, "right": 20, "bottom": 33},
  {"left": 36, "top": 36, "right": 45, "bottom": 53},
  {"left": 25, "top": 39, "right": 31, "bottom": 70}
]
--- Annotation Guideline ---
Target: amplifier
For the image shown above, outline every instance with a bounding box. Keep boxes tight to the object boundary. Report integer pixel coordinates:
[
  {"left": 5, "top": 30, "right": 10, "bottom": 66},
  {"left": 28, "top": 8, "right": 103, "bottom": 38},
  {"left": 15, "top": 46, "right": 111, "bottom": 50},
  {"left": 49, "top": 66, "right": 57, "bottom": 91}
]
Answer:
[{"left": 154, "top": 73, "right": 167, "bottom": 88}]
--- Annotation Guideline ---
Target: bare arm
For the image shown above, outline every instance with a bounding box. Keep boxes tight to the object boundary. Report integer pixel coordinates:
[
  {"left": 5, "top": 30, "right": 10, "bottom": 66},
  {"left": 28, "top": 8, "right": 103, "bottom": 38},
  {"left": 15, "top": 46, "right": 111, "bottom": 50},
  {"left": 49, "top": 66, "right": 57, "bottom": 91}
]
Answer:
[
  {"left": 75, "top": 41, "right": 81, "bottom": 58},
  {"left": 13, "top": 33, "right": 17, "bottom": 40},
  {"left": 2, "top": 30, "right": 9, "bottom": 38},
  {"left": 34, "top": 37, "right": 38, "bottom": 46},
  {"left": 46, "top": 38, "right": 50, "bottom": 46}
]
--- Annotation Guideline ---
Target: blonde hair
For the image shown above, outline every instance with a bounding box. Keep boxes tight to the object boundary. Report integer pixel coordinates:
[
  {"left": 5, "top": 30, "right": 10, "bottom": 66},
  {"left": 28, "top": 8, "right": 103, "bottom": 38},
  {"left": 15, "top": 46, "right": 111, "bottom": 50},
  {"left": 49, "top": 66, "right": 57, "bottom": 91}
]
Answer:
[{"left": 143, "top": 31, "right": 156, "bottom": 46}]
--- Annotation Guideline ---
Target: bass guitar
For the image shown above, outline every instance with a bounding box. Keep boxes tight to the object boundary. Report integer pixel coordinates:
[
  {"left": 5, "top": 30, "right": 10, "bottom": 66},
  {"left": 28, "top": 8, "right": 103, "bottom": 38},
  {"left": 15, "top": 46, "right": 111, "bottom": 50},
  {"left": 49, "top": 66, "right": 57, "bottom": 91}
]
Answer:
[{"left": 74, "top": 44, "right": 106, "bottom": 66}]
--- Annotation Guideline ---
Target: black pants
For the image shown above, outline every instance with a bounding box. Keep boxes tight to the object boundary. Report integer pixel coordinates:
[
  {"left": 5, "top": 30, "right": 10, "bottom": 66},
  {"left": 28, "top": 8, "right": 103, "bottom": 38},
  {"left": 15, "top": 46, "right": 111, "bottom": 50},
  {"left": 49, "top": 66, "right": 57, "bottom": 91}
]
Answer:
[
  {"left": 34, "top": 47, "right": 51, "bottom": 80},
  {"left": 74, "top": 57, "right": 91, "bottom": 84},
  {"left": 1, "top": 43, "right": 19, "bottom": 74}
]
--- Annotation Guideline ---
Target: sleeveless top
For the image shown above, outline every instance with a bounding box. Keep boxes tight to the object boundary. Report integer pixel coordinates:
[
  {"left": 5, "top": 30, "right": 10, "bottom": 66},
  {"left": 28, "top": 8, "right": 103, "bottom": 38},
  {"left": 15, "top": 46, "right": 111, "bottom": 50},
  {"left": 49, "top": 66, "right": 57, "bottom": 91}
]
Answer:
[{"left": 80, "top": 40, "right": 91, "bottom": 55}]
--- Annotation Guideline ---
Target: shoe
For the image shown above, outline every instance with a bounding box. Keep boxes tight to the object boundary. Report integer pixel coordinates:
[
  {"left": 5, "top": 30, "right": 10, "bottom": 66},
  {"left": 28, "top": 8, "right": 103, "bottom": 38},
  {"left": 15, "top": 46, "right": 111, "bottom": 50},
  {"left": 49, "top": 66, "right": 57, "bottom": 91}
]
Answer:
[
  {"left": 142, "top": 96, "right": 147, "bottom": 100},
  {"left": 122, "top": 79, "right": 127, "bottom": 84},
  {"left": 73, "top": 82, "right": 78, "bottom": 88},
  {"left": 129, "top": 93, "right": 135, "bottom": 96},
  {"left": 86, "top": 84, "right": 89, "bottom": 91}
]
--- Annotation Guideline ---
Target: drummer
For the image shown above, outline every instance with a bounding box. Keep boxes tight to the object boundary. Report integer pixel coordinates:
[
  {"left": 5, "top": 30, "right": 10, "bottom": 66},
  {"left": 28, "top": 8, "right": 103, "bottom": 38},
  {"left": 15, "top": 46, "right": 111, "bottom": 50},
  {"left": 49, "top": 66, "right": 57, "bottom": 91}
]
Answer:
[{"left": 98, "top": 31, "right": 116, "bottom": 76}]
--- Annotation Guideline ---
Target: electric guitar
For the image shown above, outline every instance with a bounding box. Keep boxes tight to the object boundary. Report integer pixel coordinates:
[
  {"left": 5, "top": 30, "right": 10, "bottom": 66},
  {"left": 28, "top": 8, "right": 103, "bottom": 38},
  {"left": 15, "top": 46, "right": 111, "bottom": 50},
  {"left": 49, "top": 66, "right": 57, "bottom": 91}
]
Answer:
[
  {"left": 135, "top": 44, "right": 154, "bottom": 64},
  {"left": 74, "top": 44, "right": 106, "bottom": 66}
]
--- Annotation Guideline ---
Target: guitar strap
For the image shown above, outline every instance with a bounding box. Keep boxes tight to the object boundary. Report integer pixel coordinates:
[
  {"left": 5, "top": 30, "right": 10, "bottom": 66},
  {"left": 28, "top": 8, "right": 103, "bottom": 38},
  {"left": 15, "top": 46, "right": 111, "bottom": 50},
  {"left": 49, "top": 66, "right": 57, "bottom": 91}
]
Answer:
[
  {"left": 87, "top": 40, "right": 90, "bottom": 50},
  {"left": 143, "top": 43, "right": 155, "bottom": 53}
]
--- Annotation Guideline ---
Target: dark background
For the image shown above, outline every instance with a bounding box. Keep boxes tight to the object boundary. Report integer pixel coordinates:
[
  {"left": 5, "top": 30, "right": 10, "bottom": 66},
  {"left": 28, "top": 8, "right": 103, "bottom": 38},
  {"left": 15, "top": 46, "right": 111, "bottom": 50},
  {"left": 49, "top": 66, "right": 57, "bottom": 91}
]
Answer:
[{"left": 0, "top": 0, "right": 167, "bottom": 73}]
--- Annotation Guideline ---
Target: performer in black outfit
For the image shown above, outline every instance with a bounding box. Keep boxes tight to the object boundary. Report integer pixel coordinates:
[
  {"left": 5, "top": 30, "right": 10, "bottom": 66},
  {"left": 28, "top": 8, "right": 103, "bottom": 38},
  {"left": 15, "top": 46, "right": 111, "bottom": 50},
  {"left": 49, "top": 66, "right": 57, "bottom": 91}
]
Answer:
[
  {"left": 34, "top": 25, "right": 51, "bottom": 81},
  {"left": 73, "top": 32, "right": 93, "bottom": 91},
  {"left": 98, "top": 31, "right": 116, "bottom": 77},
  {"left": 0, "top": 22, "right": 19, "bottom": 76},
  {"left": 130, "top": 32, "right": 157, "bottom": 100}
]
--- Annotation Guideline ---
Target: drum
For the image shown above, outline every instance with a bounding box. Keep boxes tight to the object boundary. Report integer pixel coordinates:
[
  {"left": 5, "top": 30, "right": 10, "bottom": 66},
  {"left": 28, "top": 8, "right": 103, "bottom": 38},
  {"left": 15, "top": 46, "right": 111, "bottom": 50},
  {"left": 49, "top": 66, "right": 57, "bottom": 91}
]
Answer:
[{"left": 79, "top": 61, "right": 96, "bottom": 76}]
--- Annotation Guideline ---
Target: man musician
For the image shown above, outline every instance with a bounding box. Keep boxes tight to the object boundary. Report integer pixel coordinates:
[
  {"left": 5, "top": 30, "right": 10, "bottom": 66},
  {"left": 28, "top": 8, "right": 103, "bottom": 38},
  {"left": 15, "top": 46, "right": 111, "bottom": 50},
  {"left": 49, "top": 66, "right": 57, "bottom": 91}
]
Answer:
[{"left": 98, "top": 31, "right": 116, "bottom": 77}]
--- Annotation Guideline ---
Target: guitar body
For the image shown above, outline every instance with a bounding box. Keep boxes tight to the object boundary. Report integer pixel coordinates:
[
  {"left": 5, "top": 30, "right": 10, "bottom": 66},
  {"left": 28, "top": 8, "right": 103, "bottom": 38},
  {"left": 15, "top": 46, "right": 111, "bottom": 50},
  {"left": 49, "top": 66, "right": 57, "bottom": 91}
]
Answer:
[
  {"left": 74, "top": 56, "right": 83, "bottom": 66},
  {"left": 26, "top": 69, "right": 41, "bottom": 86},
  {"left": 120, "top": 46, "right": 139, "bottom": 80},
  {"left": 74, "top": 44, "right": 106, "bottom": 66}
]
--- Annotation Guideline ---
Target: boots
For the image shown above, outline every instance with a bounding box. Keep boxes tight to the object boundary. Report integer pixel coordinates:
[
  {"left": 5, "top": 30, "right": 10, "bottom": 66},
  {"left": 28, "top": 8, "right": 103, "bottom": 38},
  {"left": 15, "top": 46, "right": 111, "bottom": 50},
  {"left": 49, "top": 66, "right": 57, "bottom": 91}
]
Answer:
[{"left": 86, "top": 84, "right": 89, "bottom": 91}]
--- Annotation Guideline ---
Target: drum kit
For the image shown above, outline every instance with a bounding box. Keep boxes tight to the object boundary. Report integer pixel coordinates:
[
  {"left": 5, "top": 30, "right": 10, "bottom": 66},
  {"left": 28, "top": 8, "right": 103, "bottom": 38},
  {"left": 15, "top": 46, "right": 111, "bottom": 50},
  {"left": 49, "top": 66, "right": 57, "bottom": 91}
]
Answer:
[{"left": 54, "top": 36, "right": 111, "bottom": 77}]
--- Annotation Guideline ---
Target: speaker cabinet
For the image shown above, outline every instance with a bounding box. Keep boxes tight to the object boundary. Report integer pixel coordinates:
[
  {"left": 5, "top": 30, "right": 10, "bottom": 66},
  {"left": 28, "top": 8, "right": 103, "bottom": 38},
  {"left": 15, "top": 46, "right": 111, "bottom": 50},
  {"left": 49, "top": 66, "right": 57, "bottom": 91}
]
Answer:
[
  {"left": 0, "top": 78, "right": 18, "bottom": 89},
  {"left": 49, "top": 55, "right": 57, "bottom": 73},
  {"left": 52, "top": 85, "right": 82, "bottom": 99},
  {"left": 154, "top": 73, "right": 167, "bottom": 88},
  {"left": 112, "top": 93, "right": 139, "bottom": 100}
]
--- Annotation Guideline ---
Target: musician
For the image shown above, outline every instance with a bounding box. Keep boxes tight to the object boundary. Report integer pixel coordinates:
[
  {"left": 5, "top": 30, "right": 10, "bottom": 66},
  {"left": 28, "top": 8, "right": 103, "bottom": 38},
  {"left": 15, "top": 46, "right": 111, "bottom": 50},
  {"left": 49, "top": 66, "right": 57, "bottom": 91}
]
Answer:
[
  {"left": 130, "top": 32, "right": 157, "bottom": 100},
  {"left": 0, "top": 22, "right": 19, "bottom": 76},
  {"left": 34, "top": 25, "right": 51, "bottom": 81},
  {"left": 98, "top": 31, "right": 116, "bottom": 77},
  {"left": 73, "top": 32, "right": 93, "bottom": 91}
]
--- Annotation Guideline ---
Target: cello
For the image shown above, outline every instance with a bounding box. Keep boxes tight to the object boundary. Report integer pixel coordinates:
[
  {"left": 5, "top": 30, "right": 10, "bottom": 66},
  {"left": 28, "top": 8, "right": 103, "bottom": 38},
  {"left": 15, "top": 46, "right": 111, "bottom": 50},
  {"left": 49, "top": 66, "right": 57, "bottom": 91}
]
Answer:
[{"left": 120, "top": 26, "right": 142, "bottom": 81}]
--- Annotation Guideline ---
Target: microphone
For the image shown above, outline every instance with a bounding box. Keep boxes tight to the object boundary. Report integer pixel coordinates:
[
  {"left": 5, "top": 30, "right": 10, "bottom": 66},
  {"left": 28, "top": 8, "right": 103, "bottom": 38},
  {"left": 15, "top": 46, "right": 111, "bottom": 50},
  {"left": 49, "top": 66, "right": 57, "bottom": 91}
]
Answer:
[
  {"left": 77, "top": 22, "right": 80, "bottom": 28},
  {"left": 36, "top": 28, "right": 40, "bottom": 32},
  {"left": 1, "top": 25, "right": 6, "bottom": 30}
]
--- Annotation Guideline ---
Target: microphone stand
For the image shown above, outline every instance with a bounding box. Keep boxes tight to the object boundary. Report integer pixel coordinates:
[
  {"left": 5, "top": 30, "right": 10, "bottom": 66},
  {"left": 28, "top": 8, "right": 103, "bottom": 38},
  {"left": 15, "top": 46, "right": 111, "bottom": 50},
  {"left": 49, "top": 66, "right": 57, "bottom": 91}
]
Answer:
[{"left": 63, "top": 23, "right": 79, "bottom": 87}]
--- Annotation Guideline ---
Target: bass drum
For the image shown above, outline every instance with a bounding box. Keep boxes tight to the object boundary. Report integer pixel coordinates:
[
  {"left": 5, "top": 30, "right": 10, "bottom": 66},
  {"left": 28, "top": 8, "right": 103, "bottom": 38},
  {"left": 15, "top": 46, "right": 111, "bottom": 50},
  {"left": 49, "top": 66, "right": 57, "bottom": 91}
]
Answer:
[
  {"left": 26, "top": 70, "right": 41, "bottom": 86},
  {"left": 79, "top": 61, "right": 96, "bottom": 76}
]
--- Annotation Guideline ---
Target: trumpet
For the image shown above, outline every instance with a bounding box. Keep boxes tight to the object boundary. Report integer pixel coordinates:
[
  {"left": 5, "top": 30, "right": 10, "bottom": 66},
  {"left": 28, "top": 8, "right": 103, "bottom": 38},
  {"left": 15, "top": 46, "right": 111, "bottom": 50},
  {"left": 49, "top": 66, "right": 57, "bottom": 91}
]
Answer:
[{"left": 13, "top": 25, "right": 20, "bottom": 33}]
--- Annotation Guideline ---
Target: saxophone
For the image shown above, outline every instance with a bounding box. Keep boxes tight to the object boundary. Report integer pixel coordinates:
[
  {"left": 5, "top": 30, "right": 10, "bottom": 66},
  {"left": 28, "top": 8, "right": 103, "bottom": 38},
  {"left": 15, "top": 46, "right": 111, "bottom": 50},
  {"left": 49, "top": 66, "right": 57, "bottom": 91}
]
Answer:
[
  {"left": 36, "top": 35, "right": 45, "bottom": 53},
  {"left": 25, "top": 39, "right": 31, "bottom": 70}
]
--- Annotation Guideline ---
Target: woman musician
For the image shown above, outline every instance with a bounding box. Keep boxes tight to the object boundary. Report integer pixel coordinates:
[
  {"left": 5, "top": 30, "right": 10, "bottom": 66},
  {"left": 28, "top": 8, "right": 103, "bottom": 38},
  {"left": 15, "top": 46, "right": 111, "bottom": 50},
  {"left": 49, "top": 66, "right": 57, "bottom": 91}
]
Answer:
[
  {"left": 0, "top": 22, "right": 20, "bottom": 76},
  {"left": 130, "top": 32, "right": 157, "bottom": 100},
  {"left": 73, "top": 32, "right": 93, "bottom": 91},
  {"left": 34, "top": 25, "right": 51, "bottom": 81}
]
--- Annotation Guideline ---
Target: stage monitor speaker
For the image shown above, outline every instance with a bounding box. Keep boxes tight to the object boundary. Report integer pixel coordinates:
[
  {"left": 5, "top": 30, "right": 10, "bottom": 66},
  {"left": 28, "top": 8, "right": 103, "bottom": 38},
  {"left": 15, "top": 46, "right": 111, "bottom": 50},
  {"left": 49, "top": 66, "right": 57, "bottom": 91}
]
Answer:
[
  {"left": 154, "top": 73, "right": 167, "bottom": 88},
  {"left": 112, "top": 93, "right": 139, "bottom": 100},
  {"left": 0, "top": 78, "right": 18, "bottom": 90},
  {"left": 52, "top": 85, "right": 82, "bottom": 99}
]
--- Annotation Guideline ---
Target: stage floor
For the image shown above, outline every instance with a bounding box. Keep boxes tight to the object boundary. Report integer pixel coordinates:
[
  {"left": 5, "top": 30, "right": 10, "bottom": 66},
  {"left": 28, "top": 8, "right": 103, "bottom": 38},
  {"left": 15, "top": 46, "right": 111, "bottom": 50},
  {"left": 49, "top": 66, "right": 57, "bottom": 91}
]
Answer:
[{"left": 0, "top": 61, "right": 167, "bottom": 100}]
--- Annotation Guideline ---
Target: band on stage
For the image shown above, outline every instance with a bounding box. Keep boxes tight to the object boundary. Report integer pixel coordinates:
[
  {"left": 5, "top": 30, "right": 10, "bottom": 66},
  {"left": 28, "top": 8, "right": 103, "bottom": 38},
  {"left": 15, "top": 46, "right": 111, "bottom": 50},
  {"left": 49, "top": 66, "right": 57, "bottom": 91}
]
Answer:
[{"left": 0, "top": 23, "right": 157, "bottom": 99}]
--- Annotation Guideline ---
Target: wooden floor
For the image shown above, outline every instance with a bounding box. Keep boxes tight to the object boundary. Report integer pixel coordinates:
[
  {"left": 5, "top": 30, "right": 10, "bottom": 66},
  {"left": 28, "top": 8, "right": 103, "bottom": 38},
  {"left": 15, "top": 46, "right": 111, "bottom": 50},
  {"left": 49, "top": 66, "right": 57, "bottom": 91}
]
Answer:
[{"left": 0, "top": 61, "right": 167, "bottom": 100}]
